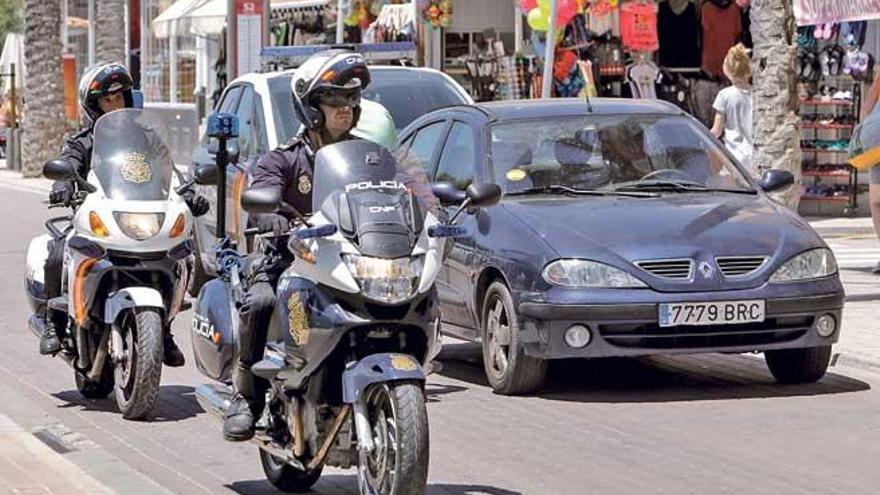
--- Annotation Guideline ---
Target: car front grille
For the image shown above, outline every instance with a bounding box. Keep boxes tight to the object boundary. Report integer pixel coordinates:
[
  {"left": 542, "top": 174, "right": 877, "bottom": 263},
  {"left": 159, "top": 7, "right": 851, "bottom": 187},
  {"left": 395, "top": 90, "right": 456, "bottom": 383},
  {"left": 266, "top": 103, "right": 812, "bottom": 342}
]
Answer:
[
  {"left": 634, "top": 259, "right": 693, "bottom": 280},
  {"left": 598, "top": 316, "right": 813, "bottom": 349},
  {"left": 716, "top": 256, "right": 768, "bottom": 277}
]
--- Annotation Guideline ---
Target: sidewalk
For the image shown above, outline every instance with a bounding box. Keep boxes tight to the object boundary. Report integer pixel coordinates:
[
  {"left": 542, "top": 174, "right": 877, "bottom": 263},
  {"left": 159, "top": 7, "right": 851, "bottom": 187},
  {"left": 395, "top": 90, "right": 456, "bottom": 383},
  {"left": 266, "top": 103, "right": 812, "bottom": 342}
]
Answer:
[{"left": 0, "top": 413, "right": 113, "bottom": 493}]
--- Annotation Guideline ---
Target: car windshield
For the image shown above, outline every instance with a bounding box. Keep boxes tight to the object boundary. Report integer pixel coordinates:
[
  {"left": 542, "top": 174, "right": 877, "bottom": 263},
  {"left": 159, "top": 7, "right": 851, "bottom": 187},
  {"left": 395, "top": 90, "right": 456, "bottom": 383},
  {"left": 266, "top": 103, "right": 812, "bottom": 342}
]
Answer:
[
  {"left": 312, "top": 139, "right": 433, "bottom": 257},
  {"left": 490, "top": 114, "right": 754, "bottom": 195},
  {"left": 91, "top": 108, "right": 173, "bottom": 201},
  {"left": 269, "top": 69, "right": 468, "bottom": 143}
]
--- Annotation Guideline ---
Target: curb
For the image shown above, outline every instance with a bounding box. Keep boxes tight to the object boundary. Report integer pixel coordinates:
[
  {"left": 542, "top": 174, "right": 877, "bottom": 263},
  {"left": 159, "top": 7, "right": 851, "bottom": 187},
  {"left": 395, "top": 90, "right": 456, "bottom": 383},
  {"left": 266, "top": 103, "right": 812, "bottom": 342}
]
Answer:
[{"left": 832, "top": 351, "right": 880, "bottom": 374}]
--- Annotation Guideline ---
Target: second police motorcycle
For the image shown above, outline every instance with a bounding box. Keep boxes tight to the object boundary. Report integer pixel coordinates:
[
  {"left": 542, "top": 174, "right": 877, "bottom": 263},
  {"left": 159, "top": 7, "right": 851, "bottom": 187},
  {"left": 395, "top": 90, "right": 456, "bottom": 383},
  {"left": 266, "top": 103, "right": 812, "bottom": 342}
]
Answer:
[{"left": 189, "top": 113, "right": 501, "bottom": 493}]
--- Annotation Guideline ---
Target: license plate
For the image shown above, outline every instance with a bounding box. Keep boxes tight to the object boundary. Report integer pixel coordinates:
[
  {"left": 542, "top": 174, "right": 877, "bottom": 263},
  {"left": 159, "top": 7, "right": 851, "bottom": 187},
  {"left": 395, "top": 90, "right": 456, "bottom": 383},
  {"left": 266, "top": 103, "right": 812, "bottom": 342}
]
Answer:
[{"left": 658, "top": 300, "right": 765, "bottom": 327}]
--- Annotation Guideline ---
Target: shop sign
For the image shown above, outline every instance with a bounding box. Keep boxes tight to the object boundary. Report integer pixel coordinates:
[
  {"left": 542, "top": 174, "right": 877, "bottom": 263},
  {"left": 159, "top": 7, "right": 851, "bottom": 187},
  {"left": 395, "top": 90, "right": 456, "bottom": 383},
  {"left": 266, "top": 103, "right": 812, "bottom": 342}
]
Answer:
[{"left": 794, "top": 0, "right": 880, "bottom": 26}]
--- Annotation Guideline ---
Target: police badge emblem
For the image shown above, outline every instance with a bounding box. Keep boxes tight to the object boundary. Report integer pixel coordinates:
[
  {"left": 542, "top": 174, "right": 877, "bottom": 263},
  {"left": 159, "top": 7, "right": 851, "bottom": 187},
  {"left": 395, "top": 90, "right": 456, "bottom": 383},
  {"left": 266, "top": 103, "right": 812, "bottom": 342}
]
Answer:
[
  {"left": 287, "top": 292, "right": 310, "bottom": 345},
  {"left": 120, "top": 152, "right": 152, "bottom": 184},
  {"left": 298, "top": 174, "right": 312, "bottom": 194}
]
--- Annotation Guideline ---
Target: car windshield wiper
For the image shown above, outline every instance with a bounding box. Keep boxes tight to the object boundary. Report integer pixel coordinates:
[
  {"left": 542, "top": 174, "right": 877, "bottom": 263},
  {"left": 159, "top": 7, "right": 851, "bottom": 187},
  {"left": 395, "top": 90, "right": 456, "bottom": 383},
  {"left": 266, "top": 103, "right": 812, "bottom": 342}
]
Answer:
[
  {"left": 506, "top": 185, "right": 659, "bottom": 198},
  {"left": 612, "top": 180, "right": 755, "bottom": 194}
]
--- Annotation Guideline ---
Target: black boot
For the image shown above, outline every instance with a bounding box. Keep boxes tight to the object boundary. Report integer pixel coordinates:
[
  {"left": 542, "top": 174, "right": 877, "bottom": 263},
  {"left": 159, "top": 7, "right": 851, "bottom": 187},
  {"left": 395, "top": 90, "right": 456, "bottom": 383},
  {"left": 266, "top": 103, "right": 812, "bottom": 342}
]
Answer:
[
  {"left": 163, "top": 332, "right": 185, "bottom": 367},
  {"left": 38, "top": 314, "right": 61, "bottom": 355},
  {"left": 223, "top": 394, "right": 255, "bottom": 441}
]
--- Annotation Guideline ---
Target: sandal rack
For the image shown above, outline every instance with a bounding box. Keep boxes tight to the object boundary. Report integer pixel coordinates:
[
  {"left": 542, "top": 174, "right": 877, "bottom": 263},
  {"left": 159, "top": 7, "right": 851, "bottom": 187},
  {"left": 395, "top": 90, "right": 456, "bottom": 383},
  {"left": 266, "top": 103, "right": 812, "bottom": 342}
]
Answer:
[{"left": 798, "top": 37, "right": 862, "bottom": 216}]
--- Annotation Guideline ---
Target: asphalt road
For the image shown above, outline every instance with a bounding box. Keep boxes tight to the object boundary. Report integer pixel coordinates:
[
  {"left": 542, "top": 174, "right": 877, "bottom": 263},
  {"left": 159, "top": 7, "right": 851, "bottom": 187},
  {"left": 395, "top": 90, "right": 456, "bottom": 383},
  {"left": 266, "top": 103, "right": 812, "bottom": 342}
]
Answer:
[{"left": 0, "top": 182, "right": 878, "bottom": 495}]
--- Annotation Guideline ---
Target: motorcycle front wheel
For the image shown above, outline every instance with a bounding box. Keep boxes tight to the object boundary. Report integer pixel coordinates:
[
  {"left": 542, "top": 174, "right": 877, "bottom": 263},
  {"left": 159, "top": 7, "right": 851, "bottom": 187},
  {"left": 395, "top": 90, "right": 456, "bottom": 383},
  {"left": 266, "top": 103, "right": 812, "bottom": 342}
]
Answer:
[
  {"left": 358, "top": 381, "right": 429, "bottom": 495},
  {"left": 114, "top": 309, "right": 163, "bottom": 420}
]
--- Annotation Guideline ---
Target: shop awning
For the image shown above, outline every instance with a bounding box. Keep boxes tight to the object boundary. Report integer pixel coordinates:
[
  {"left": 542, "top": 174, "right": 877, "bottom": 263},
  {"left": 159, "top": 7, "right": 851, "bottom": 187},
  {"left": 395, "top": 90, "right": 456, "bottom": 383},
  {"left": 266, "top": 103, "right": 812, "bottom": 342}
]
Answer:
[
  {"left": 152, "top": 0, "right": 215, "bottom": 39},
  {"left": 0, "top": 33, "right": 25, "bottom": 95},
  {"left": 153, "top": 0, "right": 332, "bottom": 39}
]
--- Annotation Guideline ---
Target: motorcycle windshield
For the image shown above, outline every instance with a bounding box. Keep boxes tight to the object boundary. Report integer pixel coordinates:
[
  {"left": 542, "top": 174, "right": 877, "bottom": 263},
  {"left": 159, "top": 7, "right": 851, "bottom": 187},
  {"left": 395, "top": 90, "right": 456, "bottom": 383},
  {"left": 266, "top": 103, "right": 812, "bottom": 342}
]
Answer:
[
  {"left": 312, "top": 139, "right": 431, "bottom": 258},
  {"left": 91, "top": 109, "right": 173, "bottom": 201}
]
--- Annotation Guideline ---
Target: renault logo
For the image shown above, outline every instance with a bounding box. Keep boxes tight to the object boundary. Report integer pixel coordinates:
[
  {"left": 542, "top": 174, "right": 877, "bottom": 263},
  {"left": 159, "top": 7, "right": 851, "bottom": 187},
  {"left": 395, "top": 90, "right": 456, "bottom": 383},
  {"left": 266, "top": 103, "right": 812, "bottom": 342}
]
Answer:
[{"left": 698, "top": 261, "right": 714, "bottom": 279}]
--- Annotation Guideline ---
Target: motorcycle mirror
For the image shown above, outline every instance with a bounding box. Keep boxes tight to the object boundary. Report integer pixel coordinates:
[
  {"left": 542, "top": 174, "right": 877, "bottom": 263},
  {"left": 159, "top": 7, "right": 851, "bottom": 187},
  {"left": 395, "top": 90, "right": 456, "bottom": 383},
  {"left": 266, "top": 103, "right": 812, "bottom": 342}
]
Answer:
[
  {"left": 241, "top": 188, "right": 281, "bottom": 214},
  {"left": 42, "top": 159, "right": 76, "bottom": 181},
  {"left": 194, "top": 162, "right": 219, "bottom": 186},
  {"left": 431, "top": 182, "right": 466, "bottom": 207},
  {"left": 131, "top": 90, "right": 144, "bottom": 109},
  {"left": 465, "top": 183, "right": 502, "bottom": 208}
]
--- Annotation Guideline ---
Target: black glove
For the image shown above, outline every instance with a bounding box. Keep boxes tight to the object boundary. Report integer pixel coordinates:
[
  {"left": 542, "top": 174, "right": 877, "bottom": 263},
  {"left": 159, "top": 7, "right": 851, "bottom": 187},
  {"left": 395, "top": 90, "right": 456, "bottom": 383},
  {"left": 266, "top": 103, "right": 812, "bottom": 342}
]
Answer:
[
  {"left": 49, "top": 182, "right": 74, "bottom": 206},
  {"left": 182, "top": 190, "right": 210, "bottom": 217},
  {"left": 252, "top": 213, "right": 289, "bottom": 236}
]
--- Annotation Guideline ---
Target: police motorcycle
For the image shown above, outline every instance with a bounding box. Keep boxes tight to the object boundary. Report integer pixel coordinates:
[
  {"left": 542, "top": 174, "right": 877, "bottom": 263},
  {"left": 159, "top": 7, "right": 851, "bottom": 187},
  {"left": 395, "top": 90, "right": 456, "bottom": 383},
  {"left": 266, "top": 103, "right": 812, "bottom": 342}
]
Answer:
[
  {"left": 24, "top": 108, "right": 198, "bottom": 420},
  {"left": 190, "top": 114, "right": 501, "bottom": 494}
]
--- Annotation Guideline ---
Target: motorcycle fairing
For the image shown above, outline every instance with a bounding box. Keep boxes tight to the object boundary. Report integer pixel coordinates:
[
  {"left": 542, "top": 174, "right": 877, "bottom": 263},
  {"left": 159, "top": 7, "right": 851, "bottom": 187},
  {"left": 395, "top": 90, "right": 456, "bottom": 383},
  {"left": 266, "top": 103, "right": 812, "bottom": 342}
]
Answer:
[
  {"left": 272, "top": 277, "right": 440, "bottom": 390},
  {"left": 191, "top": 277, "right": 238, "bottom": 382}
]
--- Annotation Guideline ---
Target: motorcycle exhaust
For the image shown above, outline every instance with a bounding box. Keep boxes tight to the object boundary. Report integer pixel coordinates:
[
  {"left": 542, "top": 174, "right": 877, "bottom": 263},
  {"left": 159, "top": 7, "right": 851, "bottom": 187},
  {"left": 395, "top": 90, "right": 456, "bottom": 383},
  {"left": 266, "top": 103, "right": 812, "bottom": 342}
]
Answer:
[
  {"left": 87, "top": 329, "right": 110, "bottom": 381},
  {"left": 194, "top": 383, "right": 232, "bottom": 420}
]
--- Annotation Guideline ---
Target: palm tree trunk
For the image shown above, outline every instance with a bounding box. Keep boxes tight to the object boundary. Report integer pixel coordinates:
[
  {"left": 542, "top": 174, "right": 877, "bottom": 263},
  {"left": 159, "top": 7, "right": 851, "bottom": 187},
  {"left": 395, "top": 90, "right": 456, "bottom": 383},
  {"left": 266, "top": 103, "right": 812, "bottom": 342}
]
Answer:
[
  {"left": 21, "top": 0, "right": 66, "bottom": 178},
  {"left": 750, "top": 0, "right": 801, "bottom": 210},
  {"left": 96, "top": 0, "right": 126, "bottom": 66}
]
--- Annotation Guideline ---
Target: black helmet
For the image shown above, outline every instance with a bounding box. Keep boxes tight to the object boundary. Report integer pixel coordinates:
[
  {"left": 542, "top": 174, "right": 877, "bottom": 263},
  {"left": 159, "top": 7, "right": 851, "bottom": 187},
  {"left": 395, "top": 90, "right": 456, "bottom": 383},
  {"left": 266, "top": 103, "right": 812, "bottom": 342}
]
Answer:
[
  {"left": 78, "top": 63, "right": 134, "bottom": 123},
  {"left": 291, "top": 49, "right": 371, "bottom": 131}
]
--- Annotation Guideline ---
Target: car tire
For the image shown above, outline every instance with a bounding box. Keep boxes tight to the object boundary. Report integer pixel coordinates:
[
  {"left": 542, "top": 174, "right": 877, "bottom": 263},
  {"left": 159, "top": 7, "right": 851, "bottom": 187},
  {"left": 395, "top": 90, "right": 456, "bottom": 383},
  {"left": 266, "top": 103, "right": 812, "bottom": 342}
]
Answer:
[
  {"left": 764, "top": 346, "right": 832, "bottom": 384},
  {"left": 188, "top": 233, "right": 212, "bottom": 298},
  {"left": 481, "top": 281, "right": 547, "bottom": 395}
]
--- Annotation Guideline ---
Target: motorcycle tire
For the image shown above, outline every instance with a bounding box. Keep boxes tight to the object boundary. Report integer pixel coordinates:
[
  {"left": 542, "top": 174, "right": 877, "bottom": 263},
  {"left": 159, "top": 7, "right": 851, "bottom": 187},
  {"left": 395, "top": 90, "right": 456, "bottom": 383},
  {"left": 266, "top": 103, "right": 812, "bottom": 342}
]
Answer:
[
  {"left": 358, "top": 381, "right": 429, "bottom": 495},
  {"left": 75, "top": 361, "right": 114, "bottom": 399},
  {"left": 114, "top": 309, "right": 164, "bottom": 420},
  {"left": 259, "top": 449, "right": 322, "bottom": 493}
]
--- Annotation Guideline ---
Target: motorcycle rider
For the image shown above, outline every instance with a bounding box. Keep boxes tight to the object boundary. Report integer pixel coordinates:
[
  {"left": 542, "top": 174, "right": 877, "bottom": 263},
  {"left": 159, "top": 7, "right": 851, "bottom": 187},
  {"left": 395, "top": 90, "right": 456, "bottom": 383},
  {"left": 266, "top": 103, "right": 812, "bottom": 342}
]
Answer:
[
  {"left": 223, "top": 49, "right": 371, "bottom": 441},
  {"left": 39, "top": 63, "right": 208, "bottom": 367}
]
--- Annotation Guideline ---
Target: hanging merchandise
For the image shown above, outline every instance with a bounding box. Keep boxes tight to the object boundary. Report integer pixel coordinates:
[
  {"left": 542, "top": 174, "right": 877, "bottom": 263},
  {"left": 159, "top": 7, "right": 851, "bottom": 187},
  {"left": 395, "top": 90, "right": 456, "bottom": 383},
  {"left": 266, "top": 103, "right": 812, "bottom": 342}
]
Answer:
[
  {"left": 627, "top": 55, "right": 661, "bottom": 98},
  {"left": 701, "top": 0, "right": 743, "bottom": 80},
  {"left": 658, "top": 0, "right": 700, "bottom": 68},
  {"left": 418, "top": 0, "right": 453, "bottom": 28},
  {"left": 620, "top": 0, "right": 659, "bottom": 53},
  {"left": 588, "top": 0, "right": 621, "bottom": 37}
]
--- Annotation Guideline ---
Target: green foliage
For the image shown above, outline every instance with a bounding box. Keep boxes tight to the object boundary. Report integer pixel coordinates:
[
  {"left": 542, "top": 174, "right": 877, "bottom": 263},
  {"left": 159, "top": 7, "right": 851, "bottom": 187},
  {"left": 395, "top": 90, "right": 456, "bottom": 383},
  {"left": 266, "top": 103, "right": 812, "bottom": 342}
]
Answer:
[{"left": 0, "top": 0, "right": 24, "bottom": 54}]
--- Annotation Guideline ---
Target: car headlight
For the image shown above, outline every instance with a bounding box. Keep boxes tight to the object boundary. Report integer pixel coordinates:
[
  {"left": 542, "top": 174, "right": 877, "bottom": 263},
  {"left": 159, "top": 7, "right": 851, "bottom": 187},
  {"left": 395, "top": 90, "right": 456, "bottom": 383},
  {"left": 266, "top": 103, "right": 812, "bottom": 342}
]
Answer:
[
  {"left": 542, "top": 259, "right": 647, "bottom": 288},
  {"left": 114, "top": 212, "right": 164, "bottom": 240},
  {"left": 769, "top": 248, "right": 837, "bottom": 282},
  {"left": 342, "top": 254, "right": 423, "bottom": 303}
]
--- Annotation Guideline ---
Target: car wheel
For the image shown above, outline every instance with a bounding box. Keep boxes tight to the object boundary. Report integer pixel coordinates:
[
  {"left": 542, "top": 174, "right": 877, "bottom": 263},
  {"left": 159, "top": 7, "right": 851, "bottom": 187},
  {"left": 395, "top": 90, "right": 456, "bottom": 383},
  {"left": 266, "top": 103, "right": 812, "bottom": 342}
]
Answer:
[
  {"left": 764, "top": 346, "right": 832, "bottom": 384},
  {"left": 481, "top": 281, "right": 546, "bottom": 395}
]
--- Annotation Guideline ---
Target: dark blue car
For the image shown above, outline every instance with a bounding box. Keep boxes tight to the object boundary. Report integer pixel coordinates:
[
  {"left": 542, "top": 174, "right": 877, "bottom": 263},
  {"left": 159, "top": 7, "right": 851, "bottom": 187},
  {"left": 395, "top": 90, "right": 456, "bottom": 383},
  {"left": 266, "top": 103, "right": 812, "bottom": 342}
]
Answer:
[{"left": 398, "top": 98, "right": 844, "bottom": 394}]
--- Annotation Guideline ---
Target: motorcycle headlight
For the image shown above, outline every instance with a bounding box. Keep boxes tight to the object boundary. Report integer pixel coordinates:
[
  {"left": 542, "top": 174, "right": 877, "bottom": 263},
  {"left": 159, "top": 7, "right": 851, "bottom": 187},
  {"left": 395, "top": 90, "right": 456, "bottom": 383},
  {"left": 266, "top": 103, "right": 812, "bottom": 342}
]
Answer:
[
  {"left": 113, "top": 212, "right": 164, "bottom": 241},
  {"left": 542, "top": 259, "right": 648, "bottom": 288},
  {"left": 342, "top": 254, "right": 423, "bottom": 304},
  {"left": 770, "top": 248, "right": 837, "bottom": 282}
]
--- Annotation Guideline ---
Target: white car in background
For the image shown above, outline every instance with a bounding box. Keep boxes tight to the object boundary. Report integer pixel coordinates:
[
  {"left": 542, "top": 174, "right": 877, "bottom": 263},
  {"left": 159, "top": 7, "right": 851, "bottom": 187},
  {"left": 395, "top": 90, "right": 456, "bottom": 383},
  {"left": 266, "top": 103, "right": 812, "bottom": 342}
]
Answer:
[{"left": 187, "top": 66, "right": 472, "bottom": 294}]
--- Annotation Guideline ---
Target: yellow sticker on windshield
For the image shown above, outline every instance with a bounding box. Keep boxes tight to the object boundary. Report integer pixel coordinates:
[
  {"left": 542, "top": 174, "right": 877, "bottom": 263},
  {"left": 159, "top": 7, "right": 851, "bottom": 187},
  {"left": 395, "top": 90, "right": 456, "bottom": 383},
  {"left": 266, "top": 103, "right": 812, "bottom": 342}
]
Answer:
[
  {"left": 120, "top": 152, "right": 152, "bottom": 184},
  {"left": 506, "top": 169, "right": 527, "bottom": 181}
]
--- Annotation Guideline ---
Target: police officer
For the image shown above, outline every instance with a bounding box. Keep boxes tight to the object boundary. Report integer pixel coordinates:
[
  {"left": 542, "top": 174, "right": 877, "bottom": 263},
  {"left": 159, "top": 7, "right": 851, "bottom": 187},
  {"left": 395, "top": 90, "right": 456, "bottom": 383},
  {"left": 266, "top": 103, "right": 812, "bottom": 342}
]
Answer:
[
  {"left": 223, "top": 49, "right": 371, "bottom": 441},
  {"left": 39, "top": 63, "right": 207, "bottom": 367}
]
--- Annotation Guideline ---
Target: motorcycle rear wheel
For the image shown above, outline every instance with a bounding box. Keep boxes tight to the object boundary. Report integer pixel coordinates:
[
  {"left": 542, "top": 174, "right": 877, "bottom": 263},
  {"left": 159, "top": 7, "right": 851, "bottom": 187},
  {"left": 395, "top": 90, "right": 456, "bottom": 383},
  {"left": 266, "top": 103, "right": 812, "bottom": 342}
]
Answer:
[
  {"left": 259, "top": 449, "right": 322, "bottom": 493},
  {"left": 114, "top": 309, "right": 164, "bottom": 420},
  {"left": 358, "top": 381, "right": 429, "bottom": 495}
]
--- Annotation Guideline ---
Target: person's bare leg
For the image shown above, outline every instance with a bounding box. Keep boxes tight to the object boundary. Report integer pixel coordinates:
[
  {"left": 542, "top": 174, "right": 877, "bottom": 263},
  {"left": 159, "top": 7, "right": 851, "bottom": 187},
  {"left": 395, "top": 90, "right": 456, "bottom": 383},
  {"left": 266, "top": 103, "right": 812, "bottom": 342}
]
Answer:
[{"left": 870, "top": 183, "right": 880, "bottom": 273}]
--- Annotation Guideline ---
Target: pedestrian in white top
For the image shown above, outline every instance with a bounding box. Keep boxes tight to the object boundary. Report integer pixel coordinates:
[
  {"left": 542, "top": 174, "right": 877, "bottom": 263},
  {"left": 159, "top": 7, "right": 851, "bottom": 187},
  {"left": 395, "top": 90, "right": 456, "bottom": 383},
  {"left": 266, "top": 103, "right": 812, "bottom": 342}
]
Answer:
[{"left": 710, "top": 44, "right": 755, "bottom": 176}]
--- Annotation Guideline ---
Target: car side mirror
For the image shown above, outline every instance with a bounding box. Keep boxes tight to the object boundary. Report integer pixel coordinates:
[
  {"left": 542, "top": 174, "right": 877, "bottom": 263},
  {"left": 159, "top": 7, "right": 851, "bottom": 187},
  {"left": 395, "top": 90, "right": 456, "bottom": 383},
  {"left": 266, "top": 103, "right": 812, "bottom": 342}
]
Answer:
[
  {"left": 42, "top": 159, "right": 76, "bottom": 181},
  {"left": 465, "top": 182, "right": 502, "bottom": 208},
  {"left": 193, "top": 162, "right": 218, "bottom": 186},
  {"left": 758, "top": 169, "right": 794, "bottom": 193},
  {"left": 431, "top": 182, "right": 466, "bottom": 207},
  {"left": 241, "top": 188, "right": 281, "bottom": 214}
]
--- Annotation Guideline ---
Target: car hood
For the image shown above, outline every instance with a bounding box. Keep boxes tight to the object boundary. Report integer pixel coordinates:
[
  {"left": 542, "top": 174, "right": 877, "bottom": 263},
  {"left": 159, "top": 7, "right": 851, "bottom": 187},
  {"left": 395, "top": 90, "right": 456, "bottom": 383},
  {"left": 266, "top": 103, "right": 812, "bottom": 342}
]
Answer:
[{"left": 502, "top": 193, "right": 825, "bottom": 292}]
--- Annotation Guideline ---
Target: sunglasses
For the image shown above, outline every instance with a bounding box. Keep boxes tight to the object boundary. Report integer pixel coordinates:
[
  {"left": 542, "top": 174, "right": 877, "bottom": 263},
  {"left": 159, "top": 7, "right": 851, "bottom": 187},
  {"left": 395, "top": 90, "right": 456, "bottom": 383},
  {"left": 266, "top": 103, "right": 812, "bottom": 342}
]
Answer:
[{"left": 316, "top": 91, "right": 361, "bottom": 108}]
